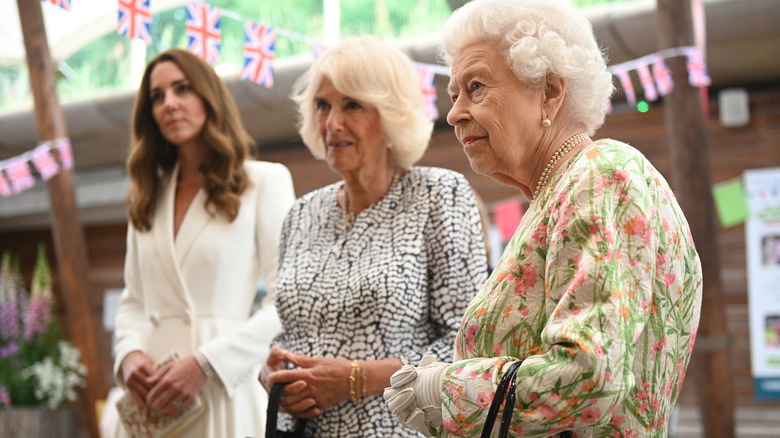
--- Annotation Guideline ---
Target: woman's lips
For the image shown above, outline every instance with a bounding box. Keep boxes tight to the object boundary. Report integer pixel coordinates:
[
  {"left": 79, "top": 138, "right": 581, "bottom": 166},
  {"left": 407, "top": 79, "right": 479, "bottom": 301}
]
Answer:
[{"left": 461, "top": 136, "right": 481, "bottom": 146}]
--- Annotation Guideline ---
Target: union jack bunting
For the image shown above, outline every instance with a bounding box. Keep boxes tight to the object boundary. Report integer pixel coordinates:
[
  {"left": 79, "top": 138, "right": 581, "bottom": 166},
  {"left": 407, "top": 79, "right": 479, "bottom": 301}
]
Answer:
[
  {"left": 603, "top": 99, "right": 613, "bottom": 115},
  {"left": 54, "top": 138, "right": 74, "bottom": 171},
  {"left": 241, "top": 21, "right": 277, "bottom": 87},
  {"left": 416, "top": 63, "right": 439, "bottom": 120},
  {"left": 614, "top": 69, "right": 637, "bottom": 106},
  {"left": 0, "top": 171, "right": 11, "bottom": 197},
  {"left": 652, "top": 55, "right": 674, "bottom": 96},
  {"left": 311, "top": 41, "right": 328, "bottom": 59},
  {"left": 41, "top": 0, "right": 71, "bottom": 11},
  {"left": 186, "top": 0, "right": 222, "bottom": 64},
  {"left": 636, "top": 63, "right": 658, "bottom": 102},
  {"left": 685, "top": 48, "right": 711, "bottom": 88},
  {"left": 117, "top": 0, "right": 151, "bottom": 44},
  {"left": 31, "top": 144, "right": 60, "bottom": 181},
  {"left": 5, "top": 156, "right": 35, "bottom": 194}
]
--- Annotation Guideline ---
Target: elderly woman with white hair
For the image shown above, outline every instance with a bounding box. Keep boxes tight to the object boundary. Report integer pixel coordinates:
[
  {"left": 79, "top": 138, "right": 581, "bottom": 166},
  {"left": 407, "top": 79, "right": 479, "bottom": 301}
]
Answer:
[
  {"left": 384, "top": 0, "right": 703, "bottom": 437},
  {"left": 260, "top": 36, "right": 489, "bottom": 437}
]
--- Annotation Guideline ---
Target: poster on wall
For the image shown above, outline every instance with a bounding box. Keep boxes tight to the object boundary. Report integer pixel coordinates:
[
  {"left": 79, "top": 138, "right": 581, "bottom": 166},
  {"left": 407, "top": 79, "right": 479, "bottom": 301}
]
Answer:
[{"left": 745, "top": 167, "right": 780, "bottom": 399}]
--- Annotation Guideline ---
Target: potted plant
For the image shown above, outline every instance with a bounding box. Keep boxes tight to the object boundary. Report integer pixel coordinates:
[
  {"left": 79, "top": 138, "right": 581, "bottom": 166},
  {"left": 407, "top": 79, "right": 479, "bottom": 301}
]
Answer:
[{"left": 0, "top": 243, "right": 86, "bottom": 436}]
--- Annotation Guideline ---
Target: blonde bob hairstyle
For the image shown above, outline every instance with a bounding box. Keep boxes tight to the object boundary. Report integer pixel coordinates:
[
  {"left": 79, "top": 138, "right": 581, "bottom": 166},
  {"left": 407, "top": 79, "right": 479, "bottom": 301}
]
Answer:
[
  {"left": 441, "top": 0, "right": 615, "bottom": 135},
  {"left": 291, "top": 36, "right": 433, "bottom": 169},
  {"left": 127, "top": 48, "right": 251, "bottom": 232}
]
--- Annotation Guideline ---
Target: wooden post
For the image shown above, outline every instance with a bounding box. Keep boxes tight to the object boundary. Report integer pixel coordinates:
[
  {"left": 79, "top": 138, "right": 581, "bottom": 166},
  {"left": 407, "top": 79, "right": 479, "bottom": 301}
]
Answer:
[
  {"left": 15, "top": 1, "right": 107, "bottom": 437},
  {"left": 655, "top": 1, "right": 736, "bottom": 437}
]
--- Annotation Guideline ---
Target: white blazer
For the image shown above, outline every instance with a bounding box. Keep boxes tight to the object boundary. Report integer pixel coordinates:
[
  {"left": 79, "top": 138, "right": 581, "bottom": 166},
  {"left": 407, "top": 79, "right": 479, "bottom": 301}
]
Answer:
[{"left": 113, "top": 160, "right": 295, "bottom": 438}]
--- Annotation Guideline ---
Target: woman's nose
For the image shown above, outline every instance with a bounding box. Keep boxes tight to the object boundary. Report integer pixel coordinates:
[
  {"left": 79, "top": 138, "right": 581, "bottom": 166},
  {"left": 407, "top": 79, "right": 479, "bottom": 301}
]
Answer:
[
  {"left": 447, "top": 98, "right": 470, "bottom": 127},
  {"left": 162, "top": 91, "right": 178, "bottom": 110},
  {"left": 326, "top": 108, "right": 344, "bottom": 131}
]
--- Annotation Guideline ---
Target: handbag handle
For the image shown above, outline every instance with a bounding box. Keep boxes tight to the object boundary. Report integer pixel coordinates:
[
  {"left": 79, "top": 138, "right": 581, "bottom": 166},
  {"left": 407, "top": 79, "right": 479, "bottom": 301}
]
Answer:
[
  {"left": 266, "top": 382, "right": 306, "bottom": 438},
  {"left": 480, "top": 361, "right": 573, "bottom": 438},
  {"left": 481, "top": 361, "right": 523, "bottom": 438}
]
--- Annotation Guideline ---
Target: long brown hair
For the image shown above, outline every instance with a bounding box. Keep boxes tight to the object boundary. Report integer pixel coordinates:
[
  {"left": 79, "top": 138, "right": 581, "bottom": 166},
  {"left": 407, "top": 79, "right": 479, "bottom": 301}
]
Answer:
[{"left": 126, "top": 48, "right": 252, "bottom": 231}]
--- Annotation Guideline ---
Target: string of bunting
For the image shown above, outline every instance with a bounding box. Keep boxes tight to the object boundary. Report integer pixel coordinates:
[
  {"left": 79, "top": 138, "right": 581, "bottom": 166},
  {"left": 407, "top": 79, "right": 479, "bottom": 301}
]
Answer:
[
  {"left": 606, "top": 45, "right": 711, "bottom": 111},
  {"left": 0, "top": 138, "right": 73, "bottom": 197},
  {"left": 46, "top": 0, "right": 712, "bottom": 114},
  {"left": 17, "top": 2, "right": 712, "bottom": 200}
]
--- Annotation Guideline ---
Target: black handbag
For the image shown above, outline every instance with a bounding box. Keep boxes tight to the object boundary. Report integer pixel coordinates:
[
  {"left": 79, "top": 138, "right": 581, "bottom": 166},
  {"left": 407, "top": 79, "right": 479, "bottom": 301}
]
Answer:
[
  {"left": 265, "top": 382, "right": 307, "bottom": 438},
  {"left": 480, "top": 361, "right": 573, "bottom": 438}
]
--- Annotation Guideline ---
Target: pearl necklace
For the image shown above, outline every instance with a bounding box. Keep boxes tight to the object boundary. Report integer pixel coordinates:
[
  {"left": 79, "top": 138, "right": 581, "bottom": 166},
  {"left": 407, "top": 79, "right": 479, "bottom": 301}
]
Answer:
[
  {"left": 531, "top": 132, "right": 589, "bottom": 202},
  {"left": 340, "top": 171, "right": 401, "bottom": 229}
]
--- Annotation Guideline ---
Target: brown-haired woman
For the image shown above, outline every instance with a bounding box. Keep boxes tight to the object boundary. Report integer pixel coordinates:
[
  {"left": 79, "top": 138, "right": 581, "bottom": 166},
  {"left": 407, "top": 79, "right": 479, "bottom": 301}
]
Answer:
[{"left": 113, "top": 48, "right": 295, "bottom": 438}]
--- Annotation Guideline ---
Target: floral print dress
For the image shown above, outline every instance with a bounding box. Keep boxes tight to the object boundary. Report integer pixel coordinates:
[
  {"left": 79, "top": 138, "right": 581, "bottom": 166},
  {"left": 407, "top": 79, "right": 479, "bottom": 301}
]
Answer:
[{"left": 441, "top": 139, "right": 702, "bottom": 437}]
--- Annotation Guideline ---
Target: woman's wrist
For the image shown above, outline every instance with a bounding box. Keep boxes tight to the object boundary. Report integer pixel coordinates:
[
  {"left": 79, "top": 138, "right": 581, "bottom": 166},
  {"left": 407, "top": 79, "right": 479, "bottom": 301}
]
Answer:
[{"left": 194, "top": 352, "right": 213, "bottom": 379}]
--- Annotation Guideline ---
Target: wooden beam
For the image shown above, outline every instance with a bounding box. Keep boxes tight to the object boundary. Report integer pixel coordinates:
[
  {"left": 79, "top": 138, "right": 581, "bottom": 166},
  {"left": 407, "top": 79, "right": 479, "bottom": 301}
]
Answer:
[
  {"left": 15, "top": 1, "right": 107, "bottom": 436},
  {"left": 655, "top": 1, "right": 736, "bottom": 437}
]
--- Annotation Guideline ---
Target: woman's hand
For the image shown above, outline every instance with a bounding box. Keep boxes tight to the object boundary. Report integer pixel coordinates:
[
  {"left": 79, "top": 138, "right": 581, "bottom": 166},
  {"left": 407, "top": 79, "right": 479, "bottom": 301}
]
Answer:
[
  {"left": 265, "top": 349, "right": 352, "bottom": 419},
  {"left": 145, "top": 355, "right": 207, "bottom": 416},
  {"left": 120, "top": 351, "right": 155, "bottom": 413}
]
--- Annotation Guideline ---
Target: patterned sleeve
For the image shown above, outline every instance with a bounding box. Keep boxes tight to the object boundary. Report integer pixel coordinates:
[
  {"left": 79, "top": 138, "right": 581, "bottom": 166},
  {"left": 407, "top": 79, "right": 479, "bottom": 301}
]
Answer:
[
  {"left": 270, "top": 198, "right": 300, "bottom": 351},
  {"left": 409, "top": 171, "right": 489, "bottom": 365},
  {"left": 442, "top": 153, "right": 660, "bottom": 436}
]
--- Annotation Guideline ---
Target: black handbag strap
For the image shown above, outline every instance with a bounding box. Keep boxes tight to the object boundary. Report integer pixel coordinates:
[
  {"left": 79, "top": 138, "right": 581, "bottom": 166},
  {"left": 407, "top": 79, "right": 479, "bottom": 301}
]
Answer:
[
  {"left": 266, "top": 382, "right": 306, "bottom": 438},
  {"left": 481, "top": 361, "right": 523, "bottom": 438},
  {"left": 480, "top": 361, "right": 573, "bottom": 438}
]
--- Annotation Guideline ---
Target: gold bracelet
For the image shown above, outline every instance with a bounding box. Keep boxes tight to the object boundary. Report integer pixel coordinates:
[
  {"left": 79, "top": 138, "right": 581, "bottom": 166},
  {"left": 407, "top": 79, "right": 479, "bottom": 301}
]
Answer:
[
  {"left": 349, "top": 360, "right": 360, "bottom": 404},
  {"left": 360, "top": 362, "right": 367, "bottom": 399}
]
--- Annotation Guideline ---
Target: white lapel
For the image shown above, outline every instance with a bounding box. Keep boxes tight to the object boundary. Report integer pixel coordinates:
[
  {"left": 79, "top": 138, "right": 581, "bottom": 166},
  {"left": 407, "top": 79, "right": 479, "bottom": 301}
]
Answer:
[
  {"left": 151, "top": 164, "right": 194, "bottom": 302},
  {"left": 174, "top": 185, "right": 210, "bottom": 266}
]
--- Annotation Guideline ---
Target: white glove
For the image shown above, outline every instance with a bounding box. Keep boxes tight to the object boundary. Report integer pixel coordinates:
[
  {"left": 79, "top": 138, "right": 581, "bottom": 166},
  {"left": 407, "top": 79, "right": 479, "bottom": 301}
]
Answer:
[{"left": 383, "top": 355, "right": 449, "bottom": 437}]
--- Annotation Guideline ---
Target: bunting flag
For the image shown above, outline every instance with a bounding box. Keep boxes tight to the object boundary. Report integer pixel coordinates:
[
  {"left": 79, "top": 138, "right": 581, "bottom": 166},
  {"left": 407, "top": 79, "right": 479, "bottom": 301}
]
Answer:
[
  {"left": 636, "top": 63, "right": 658, "bottom": 102},
  {"left": 311, "top": 41, "right": 328, "bottom": 59},
  {"left": 603, "top": 99, "right": 613, "bottom": 115},
  {"left": 30, "top": 144, "right": 60, "bottom": 181},
  {"left": 5, "top": 157, "right": 36, "bottom": 194},
  {"left": 186, "top": 0, "right": 222, "bottom": 64},
  {"left": 685, "top": 47, "right": 712, "bottom": 87},
  {"left": 117, "top": 0, "right": 152, "bottom": 44},
  {"left": 652, "top": 55, "right": 674, "bottom": 96},
  {"left": 0, "top": 138, "right": 75, "bottom": 197},
  {"left": 240, "top": 21, "right": 277, "bottom": 87},
  {"left": 614, "top": 69, "right": 637, "bottom": 106},
  {"left": 0, "top": 172, "right": 12, "bottom": 197},
  {"left": 416, "top": 63, "right": 439, "bottom": 120},
  {"left": 41, "top": 0, "right": 71, "bottom": 11},
  {"left": 54, "top": 138, "right": 74, "bottom": 171}
]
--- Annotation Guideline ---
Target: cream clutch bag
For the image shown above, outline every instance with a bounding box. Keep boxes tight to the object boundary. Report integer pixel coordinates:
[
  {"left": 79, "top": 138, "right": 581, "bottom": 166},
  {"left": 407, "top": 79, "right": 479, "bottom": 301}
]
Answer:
[{"left": 116, "top": 351, "right": 208, "bottom": 438}]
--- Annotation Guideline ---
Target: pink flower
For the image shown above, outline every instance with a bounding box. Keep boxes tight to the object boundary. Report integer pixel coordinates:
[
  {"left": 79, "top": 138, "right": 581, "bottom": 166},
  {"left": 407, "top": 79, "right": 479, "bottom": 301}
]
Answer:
[
  {"left": 540, "top": 404, "right": 558, "bottom": 421},
  {"left": 23, "top": 294, "right": 52, "bottom": 341},
  {"left": 476, "top": 391, "right": 493, "bottom": 410},
  {"left": 0, "top": 386, "right": 10, "bottom": 408},
  {"left": 513, "top": 263, "right": 538, "bottom": 296},
  {"left": 664, "top": 272, "right": 676, "bottom": 289},
  {"left": 580, "top": 406, "right": 602, "bottom": 423},
  {"left": 613, "top": 169, "right": 629, "bottom": 184},
  {"left": 594, "top": 341, "right": 606, "bottom": 359}
]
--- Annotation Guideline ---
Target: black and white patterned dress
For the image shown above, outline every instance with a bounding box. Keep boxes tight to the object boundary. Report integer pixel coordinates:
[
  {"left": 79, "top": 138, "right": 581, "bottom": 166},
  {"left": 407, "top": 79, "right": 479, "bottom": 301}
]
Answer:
[{"left": 273, "top": 166, "right": 489, "bottom": 437}]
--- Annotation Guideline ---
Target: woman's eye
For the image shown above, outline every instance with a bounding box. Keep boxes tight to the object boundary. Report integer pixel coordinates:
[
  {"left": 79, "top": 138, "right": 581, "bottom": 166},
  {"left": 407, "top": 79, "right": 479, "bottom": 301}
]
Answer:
[
  {"left": 345, "top": 101, "right": 362, "bottom": 111},
  {"left": 149, "top": 93, "right": 162, "bottom": 103},
  {"left": 470, "top": 81, "right": 483, "bottom": 91},
  {"left": 315, "top": 100, "right": 329, "bottom": 111},
  {"left": 177, "top": 84, "right": 192, "bottom": 94}
]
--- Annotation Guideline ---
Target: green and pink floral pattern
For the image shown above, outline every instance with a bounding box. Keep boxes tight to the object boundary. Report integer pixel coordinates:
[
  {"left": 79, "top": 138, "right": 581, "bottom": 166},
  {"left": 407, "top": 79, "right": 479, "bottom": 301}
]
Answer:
[{"left": 442, "top": 140, "right": 702, "bottom": 437}]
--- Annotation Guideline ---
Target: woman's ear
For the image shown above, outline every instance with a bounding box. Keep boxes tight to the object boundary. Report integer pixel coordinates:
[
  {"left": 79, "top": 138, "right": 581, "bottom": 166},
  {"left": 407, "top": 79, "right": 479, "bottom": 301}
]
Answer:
[{"left": 542, "top": 75, "right": 566, "bottom": 121}]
